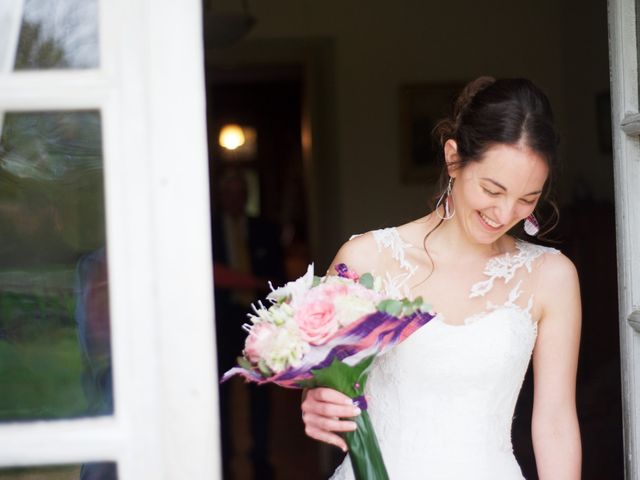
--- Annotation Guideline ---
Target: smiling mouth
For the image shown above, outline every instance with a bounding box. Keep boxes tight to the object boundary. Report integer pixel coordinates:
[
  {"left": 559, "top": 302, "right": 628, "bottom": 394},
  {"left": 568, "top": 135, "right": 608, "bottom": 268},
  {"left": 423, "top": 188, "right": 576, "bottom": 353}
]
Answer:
[{"left": 478, "top": 211, "right": 503, "bottom": 230}]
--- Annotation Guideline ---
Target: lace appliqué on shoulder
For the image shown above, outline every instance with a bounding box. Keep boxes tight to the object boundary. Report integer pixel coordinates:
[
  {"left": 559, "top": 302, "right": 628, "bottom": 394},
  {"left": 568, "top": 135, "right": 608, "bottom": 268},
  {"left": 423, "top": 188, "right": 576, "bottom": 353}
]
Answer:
[
  {"left": 470, "top": 239, "right": 559, "bottom": 298},
  {"left": 372, "top": 228, "right": 418, "bottom": 298},
  {"left": 465, "top": 240, "right": 559, "bottom": 329}
]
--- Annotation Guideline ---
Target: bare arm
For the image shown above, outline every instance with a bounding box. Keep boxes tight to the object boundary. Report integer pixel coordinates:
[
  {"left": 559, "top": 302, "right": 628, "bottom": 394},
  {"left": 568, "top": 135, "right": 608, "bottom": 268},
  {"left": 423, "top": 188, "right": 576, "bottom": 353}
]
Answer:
[{"left": 531, "top": 253, "right": 582, "bottom": 479}]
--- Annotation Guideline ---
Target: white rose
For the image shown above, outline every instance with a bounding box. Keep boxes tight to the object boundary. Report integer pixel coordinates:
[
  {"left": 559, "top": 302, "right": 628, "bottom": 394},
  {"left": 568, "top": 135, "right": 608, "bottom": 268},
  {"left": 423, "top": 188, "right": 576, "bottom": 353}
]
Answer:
[
  {"left": 264, "top": 323, "right": 310, "bottom": 373},
  {"left": 333, "top": 295, "right": 377, "bottom": 327}
]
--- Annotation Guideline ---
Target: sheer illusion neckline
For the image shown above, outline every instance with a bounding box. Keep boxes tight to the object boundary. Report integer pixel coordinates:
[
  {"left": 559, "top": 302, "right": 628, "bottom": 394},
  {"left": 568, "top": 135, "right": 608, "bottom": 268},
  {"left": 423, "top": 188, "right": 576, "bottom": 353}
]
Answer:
[
  {"left": 387, "top": 226, "right": 523, "bottom": 262},
  {"left": 373, "top": 227, "right": 557, "bottom": 328}
]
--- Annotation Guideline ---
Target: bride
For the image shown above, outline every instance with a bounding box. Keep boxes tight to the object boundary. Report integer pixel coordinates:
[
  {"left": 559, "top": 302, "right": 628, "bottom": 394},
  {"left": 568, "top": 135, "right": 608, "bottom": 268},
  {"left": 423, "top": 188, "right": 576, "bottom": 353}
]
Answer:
[{"left": 300, "top": 77, "right": 581, "bottom": 479}]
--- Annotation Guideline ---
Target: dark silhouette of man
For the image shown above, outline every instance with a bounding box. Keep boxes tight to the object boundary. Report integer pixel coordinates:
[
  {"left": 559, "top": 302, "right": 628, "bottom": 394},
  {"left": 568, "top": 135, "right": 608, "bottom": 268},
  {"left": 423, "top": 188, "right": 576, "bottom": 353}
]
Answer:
[{"left": 212, "top": 168, "right": 284, "bottom": 480}]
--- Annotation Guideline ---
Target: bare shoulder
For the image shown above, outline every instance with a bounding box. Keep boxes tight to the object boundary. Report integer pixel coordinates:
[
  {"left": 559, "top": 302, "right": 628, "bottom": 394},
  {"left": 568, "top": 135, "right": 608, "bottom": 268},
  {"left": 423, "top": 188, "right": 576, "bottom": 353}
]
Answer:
[
  {"left": 327, "top": 230, "right": 384, "bottom": 276},
  {"left": 537, "top": 249, "right": 579, "bottom": 288},
  {"left": 535, "top": 248, "right": 581, "bottom": 317}
]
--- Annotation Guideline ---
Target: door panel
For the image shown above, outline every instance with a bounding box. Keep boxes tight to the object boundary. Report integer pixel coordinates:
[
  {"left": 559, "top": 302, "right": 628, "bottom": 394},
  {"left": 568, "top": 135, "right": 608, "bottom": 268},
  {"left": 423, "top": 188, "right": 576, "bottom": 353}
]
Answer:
[
  {"left": 608, "top": 0, "right": 640, "bottom": 477},
  {"left": 0, "top": 0, "right": 219, "bottom": 478}
]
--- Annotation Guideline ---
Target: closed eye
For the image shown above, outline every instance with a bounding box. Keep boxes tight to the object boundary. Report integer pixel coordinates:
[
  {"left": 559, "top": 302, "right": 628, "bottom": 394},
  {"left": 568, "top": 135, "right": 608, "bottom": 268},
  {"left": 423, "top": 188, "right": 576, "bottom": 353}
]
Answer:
[{"left": 482, "top": 187, "right": 500, "bottom": 197}]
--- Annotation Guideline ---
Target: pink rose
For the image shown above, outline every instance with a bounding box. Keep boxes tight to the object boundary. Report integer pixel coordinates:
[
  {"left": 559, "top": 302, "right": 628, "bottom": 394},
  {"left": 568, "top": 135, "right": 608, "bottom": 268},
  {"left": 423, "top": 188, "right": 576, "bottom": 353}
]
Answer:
[
  {"left": 244, "top": 322, "right": 276, "bottom": 363},
  {"left": 295, "top": 300, "right": 339, "bottom": 345}
]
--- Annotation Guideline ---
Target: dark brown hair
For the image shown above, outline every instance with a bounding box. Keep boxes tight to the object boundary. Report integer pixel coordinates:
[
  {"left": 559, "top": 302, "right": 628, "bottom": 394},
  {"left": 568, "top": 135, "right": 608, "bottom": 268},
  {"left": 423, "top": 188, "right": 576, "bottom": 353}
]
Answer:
[{"left": 430, "top": 76, "right": 560, "bottom": 240}]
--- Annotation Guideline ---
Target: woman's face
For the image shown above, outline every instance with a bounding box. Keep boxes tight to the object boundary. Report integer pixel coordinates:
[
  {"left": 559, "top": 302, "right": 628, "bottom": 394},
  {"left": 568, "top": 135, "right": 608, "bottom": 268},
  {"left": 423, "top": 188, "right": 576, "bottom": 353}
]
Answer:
[{"left": 446, "top": 141, "right": 549, "bottom": 244}]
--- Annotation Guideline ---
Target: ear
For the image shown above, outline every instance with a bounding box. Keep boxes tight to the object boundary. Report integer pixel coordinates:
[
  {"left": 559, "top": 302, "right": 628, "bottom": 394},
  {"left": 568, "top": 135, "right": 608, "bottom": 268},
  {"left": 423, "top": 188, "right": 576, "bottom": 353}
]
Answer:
[{"left": 443, "top": 139, "right": 460, "bottom": 178}]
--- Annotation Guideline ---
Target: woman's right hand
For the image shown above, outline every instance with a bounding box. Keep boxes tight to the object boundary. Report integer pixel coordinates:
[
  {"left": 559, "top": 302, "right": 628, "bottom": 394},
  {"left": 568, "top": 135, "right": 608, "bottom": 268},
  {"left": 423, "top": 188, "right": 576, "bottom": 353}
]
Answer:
[{"left": 301, "top": 388, "right": 360, "bottom": 452}]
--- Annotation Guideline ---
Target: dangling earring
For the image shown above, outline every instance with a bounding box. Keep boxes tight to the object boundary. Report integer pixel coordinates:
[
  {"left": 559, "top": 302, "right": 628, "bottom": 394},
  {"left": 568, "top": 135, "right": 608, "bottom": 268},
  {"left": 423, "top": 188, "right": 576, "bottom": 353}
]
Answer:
[
  {"left": 436, "top": 177, "right": 455, "bottom": 220},
  {"left": 524, "top": 214, "right": 540, "bottom": 236}
]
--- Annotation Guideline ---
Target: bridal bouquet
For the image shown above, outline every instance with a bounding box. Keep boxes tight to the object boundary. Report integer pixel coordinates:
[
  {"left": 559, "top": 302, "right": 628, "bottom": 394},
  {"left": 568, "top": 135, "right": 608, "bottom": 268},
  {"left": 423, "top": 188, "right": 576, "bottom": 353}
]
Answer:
[{"left": 221, "top": 263, "right": 436, "bottom": 480}]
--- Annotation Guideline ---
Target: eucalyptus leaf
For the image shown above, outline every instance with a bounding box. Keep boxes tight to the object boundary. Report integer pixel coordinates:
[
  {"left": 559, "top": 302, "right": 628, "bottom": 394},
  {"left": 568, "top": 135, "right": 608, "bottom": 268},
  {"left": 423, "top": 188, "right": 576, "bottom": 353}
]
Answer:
[
  {"left": 377, "top": 299, "right": 402, "bottom": 316},
  {"left": 359, "top": 273, "right": 374, "bottom": 289}
]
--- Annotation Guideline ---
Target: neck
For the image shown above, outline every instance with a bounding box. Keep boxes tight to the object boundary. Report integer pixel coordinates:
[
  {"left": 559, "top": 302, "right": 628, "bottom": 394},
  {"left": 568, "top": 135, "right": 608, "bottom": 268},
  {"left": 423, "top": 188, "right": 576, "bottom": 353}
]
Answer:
[{"left": 425, "top": 211, "right": 506, "bottom": 261}]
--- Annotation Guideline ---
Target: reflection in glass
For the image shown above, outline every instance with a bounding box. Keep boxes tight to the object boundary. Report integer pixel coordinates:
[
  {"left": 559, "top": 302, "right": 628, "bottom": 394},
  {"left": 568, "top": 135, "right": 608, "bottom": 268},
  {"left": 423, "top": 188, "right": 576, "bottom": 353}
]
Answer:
[
  {"left": 0, "top": 111, "right": 112, "bottom": 421},
  {"left": 0, "top": 463, "right": 117, "bottom": 480},
  {"left": 9, "top": 0, "right": 99, "bottom": 70}
]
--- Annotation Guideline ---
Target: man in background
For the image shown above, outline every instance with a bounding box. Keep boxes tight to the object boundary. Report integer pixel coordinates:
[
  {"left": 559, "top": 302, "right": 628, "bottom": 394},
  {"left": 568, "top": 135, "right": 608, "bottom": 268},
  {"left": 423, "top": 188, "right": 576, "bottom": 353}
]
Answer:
[{"left": 212, "top": 168, "right": 284, "bottom": 480}]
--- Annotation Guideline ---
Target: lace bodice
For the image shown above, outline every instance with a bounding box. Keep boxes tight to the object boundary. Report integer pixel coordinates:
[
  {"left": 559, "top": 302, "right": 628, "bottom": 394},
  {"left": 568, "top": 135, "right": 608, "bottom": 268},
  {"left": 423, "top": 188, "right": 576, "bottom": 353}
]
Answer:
[{"left": 331, "top": 228, "right": 559, "bottom": 480}]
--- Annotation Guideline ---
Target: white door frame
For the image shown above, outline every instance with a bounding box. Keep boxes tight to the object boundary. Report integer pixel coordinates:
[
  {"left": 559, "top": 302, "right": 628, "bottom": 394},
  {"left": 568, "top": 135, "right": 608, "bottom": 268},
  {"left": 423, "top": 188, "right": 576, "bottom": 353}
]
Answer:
[
  {"left": 0, "top": 1, "right": 220, "bottom": 478},
  {"left": 608, "top": 0, "right": 640, "bottom": 477}
]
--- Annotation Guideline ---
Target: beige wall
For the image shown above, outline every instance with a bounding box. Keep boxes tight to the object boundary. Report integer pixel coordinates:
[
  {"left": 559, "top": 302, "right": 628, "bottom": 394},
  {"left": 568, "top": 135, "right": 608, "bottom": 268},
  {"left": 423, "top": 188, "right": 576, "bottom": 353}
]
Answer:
[{"left": 210, "top": 0, "right": 610, "bottom": 264}]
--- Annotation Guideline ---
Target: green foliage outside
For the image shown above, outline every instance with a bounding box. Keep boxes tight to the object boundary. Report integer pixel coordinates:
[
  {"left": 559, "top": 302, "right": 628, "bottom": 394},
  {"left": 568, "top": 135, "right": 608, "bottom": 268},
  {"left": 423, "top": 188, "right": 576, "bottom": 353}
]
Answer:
[
  {"left": 0, "top": 278, "right": 88, "bottom": 421},
  {"left": 0, "top": 464, "right": 81, "bottom": 479}
]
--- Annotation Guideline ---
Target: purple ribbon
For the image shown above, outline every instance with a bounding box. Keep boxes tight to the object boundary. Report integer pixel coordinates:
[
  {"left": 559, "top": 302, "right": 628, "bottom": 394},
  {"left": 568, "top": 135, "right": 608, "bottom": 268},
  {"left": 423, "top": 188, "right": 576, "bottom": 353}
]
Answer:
[
  {"left": 353, "top": 395, "right": 368, "bottom": 411},
  {"left": 335, "top": 263, "right": 350, "bottom": 278}
]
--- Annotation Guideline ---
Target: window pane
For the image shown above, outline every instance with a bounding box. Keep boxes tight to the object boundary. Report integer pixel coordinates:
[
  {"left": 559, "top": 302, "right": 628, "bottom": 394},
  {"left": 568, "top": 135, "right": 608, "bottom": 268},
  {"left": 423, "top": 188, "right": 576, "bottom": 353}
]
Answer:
[
  {"left": 0, "top": 463, "right": 117, "bottom": 480},
  {"left": 11, "top": 0, "right": 99, "bottom": 70},
  {"left": 0, "top": 110, "right": 112, "bottom": 421}
]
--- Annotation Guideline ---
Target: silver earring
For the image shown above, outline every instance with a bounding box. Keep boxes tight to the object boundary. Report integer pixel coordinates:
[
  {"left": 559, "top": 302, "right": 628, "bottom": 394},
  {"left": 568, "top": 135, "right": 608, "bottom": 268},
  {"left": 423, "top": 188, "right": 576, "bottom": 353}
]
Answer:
[
  {"left": 524, "top": 214, "right": 539, "bottom": 236},
  {"left": 436, "top": 177, "right": 455, "bottom": 220}
]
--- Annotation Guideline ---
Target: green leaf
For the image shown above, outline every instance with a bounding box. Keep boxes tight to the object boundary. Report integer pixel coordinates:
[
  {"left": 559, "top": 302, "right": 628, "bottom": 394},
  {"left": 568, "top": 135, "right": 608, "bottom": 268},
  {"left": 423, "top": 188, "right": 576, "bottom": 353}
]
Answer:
[
  {"left": 309, "top": 355, "right": 376, "bottom": 397},
  {"left": 296, "top": 378, "right": 317, "bottom": 389},
  {"left": 312, "top": 276, "right": 322, "bottom": 287},
  {"left": 257, "top": 359, "right": 272, "bottom": 377},
  {"left": 376, "top": 299, "right": 402, "bottom": 316},
  {"left": 344, "top": 410, "right": 390, "bottom": 479},
  {"left": 359, "top": 273, "right": 374, "bottom": 289},
  {"left": 237, "top": 356, "right": 253, "bottom": 371}
]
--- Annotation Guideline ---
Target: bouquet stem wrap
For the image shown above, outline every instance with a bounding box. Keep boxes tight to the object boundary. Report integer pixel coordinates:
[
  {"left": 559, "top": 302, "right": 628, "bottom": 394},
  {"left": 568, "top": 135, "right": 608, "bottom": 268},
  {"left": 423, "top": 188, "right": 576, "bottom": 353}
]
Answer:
[
  {"left": 346, "top": 410, "right": 388, "bottom": 480},
  {"left": 310, "top": 355, "right": 388, "bottom": 480}
]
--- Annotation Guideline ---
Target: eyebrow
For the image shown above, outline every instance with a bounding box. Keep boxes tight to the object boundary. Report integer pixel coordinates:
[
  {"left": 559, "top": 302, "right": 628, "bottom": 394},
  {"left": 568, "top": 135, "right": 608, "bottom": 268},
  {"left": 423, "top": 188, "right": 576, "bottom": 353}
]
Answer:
[{"left": 480, "top": 178, "right": 543, "bottom": 196}]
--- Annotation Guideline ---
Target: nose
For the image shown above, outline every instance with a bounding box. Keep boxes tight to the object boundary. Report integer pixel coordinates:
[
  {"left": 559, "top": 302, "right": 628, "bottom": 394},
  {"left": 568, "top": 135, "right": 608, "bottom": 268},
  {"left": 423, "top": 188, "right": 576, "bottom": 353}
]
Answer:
[{"left": 494, "top": 199, "right": 517, "bottom": 225}]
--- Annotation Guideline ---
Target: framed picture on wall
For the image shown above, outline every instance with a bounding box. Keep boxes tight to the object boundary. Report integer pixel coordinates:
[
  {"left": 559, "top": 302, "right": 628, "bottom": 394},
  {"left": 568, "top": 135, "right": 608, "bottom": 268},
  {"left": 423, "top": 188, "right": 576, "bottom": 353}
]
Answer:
[{"left": 399, "top": 83, "right": 463, "bottom": 184}]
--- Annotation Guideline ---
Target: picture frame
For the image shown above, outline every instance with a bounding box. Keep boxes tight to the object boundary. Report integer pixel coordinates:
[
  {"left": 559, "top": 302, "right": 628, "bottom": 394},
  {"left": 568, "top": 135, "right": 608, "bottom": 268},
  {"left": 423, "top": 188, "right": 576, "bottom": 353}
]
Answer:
[{"left": 399, "top": 83, "right": 464, "bottom": 184}]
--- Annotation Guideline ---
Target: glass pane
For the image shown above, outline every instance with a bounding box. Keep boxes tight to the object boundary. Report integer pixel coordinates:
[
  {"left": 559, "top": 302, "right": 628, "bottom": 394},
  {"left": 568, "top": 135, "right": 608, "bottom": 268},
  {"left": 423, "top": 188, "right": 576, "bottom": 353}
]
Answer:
[
  {"left": 0, "top": 110, "right": 112, "bottom": 421},
  {"left": 0, "top": 463, "right": 117, "bottom": 480},
  {"left": 11, "top": 0, "right": 99, "bottom": 70}
]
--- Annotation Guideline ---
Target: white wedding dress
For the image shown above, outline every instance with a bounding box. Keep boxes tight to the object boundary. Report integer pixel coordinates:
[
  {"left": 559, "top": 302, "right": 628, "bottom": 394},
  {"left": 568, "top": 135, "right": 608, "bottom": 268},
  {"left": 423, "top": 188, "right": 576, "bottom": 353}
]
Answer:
[{"left": 330, "top": 227, "right": 559, "bottom": 480}]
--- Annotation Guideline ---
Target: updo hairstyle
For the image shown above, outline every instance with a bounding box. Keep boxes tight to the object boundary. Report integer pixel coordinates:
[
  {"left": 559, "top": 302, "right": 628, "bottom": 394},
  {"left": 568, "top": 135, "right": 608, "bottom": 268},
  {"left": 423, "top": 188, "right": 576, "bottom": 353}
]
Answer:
[{"left": 431, "top": 76, "right": 560, "bottom": 238}]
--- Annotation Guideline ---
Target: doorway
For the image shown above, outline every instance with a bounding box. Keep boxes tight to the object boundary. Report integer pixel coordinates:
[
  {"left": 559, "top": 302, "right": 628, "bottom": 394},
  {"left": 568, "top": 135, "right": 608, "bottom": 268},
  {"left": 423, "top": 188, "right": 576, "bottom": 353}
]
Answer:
[{"left": 203, "top": 0, "right": 623, "bottom": 478}]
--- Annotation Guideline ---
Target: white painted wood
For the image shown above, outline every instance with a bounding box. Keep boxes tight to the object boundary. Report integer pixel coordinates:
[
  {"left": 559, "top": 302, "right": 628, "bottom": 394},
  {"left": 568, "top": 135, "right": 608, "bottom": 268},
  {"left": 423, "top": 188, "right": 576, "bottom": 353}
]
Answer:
[
  {"left": 0, "top": 0, "right": 219, "bottom": 478},
  {"left": 0, "top": 0, "right": 24, "bottom": 72},
  {"left": 0, "top": 0, "right": 25, "bottom": 137},
  {"left": 608, "top": 0, "right": 640, "bottom": 477},
  {"left": 621, "top": 113, "right": 640, "bottom": 135},
  {"left": 0, "top": 418, "right": 123, "bottom": 466},
  {"left": 137, "top": 0, "right": 220, "bottom": 477},
  {"left": 629, "top": 310, "right": 640, "bottom": 333}
]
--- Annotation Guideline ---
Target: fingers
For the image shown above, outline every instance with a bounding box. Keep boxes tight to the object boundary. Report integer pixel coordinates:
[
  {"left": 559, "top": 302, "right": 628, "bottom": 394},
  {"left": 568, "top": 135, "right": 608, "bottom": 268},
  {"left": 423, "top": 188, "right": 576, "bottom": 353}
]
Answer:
[
  {"left": 302, "top": 388, "right": 361, "bottom": 419},
  {"left": 301, "top": 387, "right": 360, "bottom": 452},
  {"left": 304, "top": 423, "right": 350, "bottom": 452},
  {"left": 303, "top": 411, "right": 358, "bottom": 433}
]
